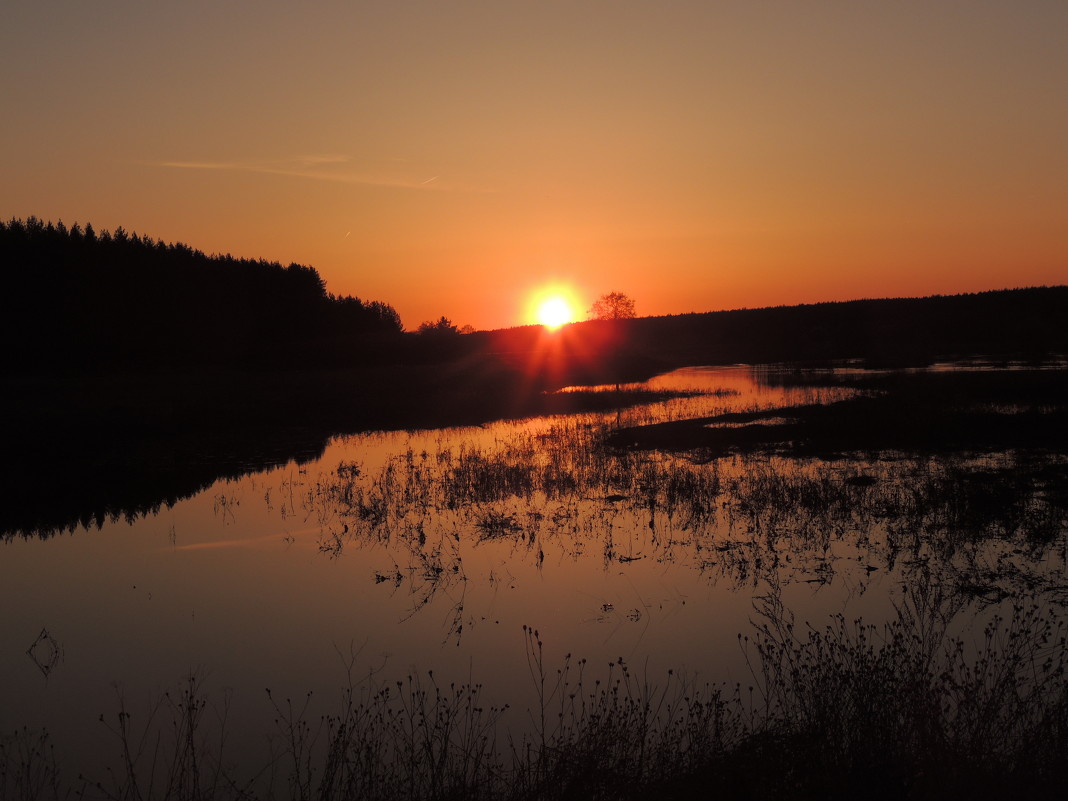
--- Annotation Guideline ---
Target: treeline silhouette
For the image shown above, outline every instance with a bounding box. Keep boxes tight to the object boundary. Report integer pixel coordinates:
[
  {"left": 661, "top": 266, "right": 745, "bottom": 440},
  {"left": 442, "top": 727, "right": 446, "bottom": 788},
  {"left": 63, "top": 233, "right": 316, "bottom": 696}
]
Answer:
[
  {"left": 621, "top": 287, "right": 1068, "bottom": 367},
  {"left": 1, "top": 216, "right": 403, "bottom": 370},
  {"left": 470, "top": 285, "right": 1068, "bottom": 386},
  {"left": 4, "top": 215, "right": 1063, "bottom": 376}
]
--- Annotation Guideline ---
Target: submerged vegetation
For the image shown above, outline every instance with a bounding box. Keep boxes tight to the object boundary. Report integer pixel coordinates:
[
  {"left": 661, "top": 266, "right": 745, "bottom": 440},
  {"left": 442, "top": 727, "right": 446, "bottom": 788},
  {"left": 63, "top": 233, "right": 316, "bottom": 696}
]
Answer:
[{"left": 291, "top": 368, "right": 1068, "bottom": 617}]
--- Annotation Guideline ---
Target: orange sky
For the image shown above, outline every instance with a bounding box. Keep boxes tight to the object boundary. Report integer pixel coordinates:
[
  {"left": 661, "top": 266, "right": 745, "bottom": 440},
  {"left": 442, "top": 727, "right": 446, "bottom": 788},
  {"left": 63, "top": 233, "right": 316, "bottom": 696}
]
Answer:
[{"left": 3, "top": 1, "right": 1066, "bottom": 331}]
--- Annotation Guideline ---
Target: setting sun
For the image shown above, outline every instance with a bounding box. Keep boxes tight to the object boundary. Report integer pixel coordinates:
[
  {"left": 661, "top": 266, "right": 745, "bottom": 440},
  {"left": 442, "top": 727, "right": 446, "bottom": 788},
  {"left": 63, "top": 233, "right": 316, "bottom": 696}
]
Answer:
[
  {"left": 527, "top": 284, "right": 582, "bottom": 329},
  {"left": 536, "top": 296, "right": 575, "bottom": 329}
]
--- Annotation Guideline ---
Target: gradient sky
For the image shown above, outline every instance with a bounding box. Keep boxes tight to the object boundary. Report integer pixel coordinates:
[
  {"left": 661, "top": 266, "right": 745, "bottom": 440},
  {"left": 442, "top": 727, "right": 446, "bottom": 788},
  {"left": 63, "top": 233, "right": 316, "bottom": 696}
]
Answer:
[{"left": 3, "top": 1, "right": 1066, "bottom": 331}]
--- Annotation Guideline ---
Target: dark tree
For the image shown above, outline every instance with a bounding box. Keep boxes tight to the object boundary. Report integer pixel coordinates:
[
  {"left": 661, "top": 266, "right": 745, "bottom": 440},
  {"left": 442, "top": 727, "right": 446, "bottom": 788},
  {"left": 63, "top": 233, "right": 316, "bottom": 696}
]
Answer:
[
  {"left": 588, "top": 291, "right": 636, "bottom": 320},
  {"left": 417, "top": 316, "right": 462, "bottom": 335}
]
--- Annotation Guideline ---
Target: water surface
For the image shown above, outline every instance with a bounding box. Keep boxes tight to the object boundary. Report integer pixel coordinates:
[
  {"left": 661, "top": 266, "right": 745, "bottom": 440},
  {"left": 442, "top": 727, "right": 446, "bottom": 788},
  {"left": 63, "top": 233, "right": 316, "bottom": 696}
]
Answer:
[{"left": 2, "top": 363, "right": 1064, "bottom": 784}]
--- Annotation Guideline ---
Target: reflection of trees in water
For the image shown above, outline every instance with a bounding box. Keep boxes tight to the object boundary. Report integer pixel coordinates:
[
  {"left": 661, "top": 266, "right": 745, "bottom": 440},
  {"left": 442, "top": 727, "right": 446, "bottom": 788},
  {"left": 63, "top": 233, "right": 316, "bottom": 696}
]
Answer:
[{"left": 1, "top": 432, "right": 331, "bottom": 541}]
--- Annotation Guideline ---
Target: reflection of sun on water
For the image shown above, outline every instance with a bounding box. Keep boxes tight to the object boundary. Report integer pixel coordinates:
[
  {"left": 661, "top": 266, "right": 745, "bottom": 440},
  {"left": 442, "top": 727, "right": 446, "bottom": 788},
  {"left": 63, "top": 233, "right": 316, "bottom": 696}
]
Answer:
[{"left": 528, "top": 285, "right": 581, "bottom": 329}]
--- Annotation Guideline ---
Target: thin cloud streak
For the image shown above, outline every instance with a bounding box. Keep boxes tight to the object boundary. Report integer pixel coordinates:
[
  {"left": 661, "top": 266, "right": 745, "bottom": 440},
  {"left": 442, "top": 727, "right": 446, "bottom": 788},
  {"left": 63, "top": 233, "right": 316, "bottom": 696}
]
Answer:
[
  {"left": 296, "top": 154, "right": 351, "bottom": 166},
  {"left": 156, "top": 158, "right": 492, "bottom": 193}
]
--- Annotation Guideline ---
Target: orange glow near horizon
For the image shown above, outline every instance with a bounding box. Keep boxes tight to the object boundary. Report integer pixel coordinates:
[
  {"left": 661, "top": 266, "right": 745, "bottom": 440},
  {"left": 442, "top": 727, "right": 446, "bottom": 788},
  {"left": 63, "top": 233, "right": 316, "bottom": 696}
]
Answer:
[{"left": 3, "top": 4, "right": 1067, "bottom": 331}]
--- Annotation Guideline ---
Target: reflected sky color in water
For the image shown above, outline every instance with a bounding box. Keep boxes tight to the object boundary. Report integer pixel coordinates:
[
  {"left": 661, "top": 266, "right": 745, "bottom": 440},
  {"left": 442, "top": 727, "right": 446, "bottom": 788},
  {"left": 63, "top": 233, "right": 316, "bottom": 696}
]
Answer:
[{"left": 1, "top": 364, "right": 1064, "bottom": 780}]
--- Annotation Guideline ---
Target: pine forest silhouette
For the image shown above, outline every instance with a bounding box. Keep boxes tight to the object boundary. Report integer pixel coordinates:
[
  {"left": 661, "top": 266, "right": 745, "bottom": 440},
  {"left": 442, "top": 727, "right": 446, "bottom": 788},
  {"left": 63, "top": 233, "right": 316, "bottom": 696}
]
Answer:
[{"left": 1, "top": 216, "right": 402, "bottom": 371}]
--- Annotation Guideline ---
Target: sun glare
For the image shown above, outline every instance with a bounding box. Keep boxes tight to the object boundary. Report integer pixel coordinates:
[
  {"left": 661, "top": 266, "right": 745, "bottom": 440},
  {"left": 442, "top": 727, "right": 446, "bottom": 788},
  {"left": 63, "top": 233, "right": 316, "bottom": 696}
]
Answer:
[
  {"left": 526, "top": 283, "right": 582, "bottom": 329},
  {"left": 536, "top": 296, "right": 574, "bottom": 329}
]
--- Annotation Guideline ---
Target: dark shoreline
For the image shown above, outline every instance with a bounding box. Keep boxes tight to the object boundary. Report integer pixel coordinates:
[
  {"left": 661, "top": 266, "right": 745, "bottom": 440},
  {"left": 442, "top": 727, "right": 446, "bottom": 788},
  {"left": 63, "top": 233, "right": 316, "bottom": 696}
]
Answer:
[
  {"left": 608, "top": 367, "right": 1068, "bottom": 457},
  {"left": 0, "top": 361, "right": 693, "bottom": 539},
  {"left": 4, "top": 285, "right": 1066, "bottom": 539},
  {"left": 6, "top": 359, "right": 1067, "bottom": 541}
]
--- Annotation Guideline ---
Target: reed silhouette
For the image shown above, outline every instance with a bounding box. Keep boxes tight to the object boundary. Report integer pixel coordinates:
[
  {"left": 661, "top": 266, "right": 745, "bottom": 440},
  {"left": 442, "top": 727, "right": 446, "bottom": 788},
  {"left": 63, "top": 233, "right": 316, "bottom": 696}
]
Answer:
[{"left": 6, "top": 595, "right": 1067, "bottom": 800}]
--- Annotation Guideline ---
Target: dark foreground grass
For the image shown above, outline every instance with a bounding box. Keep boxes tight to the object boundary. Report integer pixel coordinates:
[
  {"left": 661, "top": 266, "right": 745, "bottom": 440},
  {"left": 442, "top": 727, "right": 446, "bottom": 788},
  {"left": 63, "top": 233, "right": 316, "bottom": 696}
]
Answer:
[{"left": 5, "top": 592, "right": 1067, "bottom": 801}]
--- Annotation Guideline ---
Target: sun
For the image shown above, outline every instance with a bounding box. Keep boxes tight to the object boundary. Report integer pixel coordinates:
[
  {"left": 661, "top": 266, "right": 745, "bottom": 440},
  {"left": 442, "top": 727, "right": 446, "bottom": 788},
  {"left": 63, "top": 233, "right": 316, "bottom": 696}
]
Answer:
[
  {"left": 525, "top": 283, "right": 582, "bottom": 329},
  {"left": 536, "top": 296, "right": 575, "bottom": 329}
]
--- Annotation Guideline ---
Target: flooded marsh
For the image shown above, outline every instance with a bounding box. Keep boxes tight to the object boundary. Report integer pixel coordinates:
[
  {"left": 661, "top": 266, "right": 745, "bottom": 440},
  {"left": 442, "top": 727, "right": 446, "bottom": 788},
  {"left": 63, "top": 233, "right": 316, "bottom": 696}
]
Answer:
[{"left": 2, "top": 363, "right": 1067, "bottom": 798}]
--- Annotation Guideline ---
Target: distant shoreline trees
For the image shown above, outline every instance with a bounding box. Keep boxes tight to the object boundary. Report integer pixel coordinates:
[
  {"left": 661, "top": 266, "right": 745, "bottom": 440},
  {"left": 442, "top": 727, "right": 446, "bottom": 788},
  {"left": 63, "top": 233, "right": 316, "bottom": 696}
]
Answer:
[
  {"left": 0, "top": 216, "right": 404, "bottom": 371},
  {"left": 417, "top": 317, "right": 475, "bottom": 336}
]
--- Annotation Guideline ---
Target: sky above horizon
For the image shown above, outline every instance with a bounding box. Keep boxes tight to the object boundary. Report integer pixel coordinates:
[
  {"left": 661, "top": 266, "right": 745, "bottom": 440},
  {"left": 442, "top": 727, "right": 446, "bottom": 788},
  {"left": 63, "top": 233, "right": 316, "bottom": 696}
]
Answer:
[{"left": 3, "top": 1, "right": 1066, "bottom": 331}]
